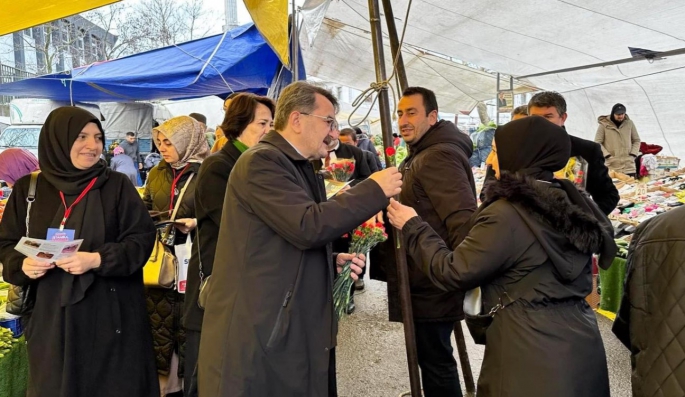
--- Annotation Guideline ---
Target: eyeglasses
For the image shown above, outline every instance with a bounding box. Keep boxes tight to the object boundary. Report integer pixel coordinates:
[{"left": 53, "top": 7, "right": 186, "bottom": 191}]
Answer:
[{"left": 300, "top": 112, "right": 337, "bottom": 132}]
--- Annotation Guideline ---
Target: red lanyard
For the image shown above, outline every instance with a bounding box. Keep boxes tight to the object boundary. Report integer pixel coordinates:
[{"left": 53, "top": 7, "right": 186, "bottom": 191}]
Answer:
[
  {"left": 169, "top": 165, "right": 190, "bottom": 212},
  {"left": 58, "top": 177, "right": 98, "bottom": 231}
]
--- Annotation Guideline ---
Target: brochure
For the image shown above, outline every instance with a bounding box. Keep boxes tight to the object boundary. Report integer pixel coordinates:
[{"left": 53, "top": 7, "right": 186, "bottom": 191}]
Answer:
[
  {"left": 325, "top": 180, "right": 352, "bottom": 199},
  {"left": 15, "top": 237, "right": 83, "bottom": 261}
]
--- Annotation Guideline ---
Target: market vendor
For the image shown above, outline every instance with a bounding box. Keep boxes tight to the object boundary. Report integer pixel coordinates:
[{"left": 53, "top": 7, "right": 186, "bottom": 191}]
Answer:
[{"left": 595, "top": 103, "right": 641, "bottom": 177}]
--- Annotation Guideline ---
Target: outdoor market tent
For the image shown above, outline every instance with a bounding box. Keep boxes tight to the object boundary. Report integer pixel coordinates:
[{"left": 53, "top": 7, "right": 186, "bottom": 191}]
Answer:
[
  {"left": 0, "top": 0, "right": 120, "bottom": 36},
  {"left": 304, "top": 0, "right": 685, "bottom": 159},
  {"left": 0, "top": 23, "right": 305, "bottom": 103}
]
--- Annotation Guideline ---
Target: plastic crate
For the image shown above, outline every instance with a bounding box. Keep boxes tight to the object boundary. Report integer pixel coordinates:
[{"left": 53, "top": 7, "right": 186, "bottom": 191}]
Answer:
[{"left": 0, "top": 317, "right": 23, "bottom": 338}]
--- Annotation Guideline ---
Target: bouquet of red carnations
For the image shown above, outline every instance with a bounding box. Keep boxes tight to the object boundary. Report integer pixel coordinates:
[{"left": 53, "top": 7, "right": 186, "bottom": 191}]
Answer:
[
  {"left": 323, "top": 158, "right": 356, "bottom": 182},
  {"left": 333, "top": 221, "right": 388, "bottom": 320}
]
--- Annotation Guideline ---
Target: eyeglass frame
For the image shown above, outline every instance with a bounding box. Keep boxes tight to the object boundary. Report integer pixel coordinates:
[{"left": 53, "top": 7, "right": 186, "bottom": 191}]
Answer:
[{"left": 300, "top": 112, "right": 338, "bottom": 132}]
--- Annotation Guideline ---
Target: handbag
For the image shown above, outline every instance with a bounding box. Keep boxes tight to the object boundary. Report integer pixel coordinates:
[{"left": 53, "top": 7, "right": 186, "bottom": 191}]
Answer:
[
  {"left": 464, "top": 264, "right": 546, "bottom": 345},
  {"left": 6, "top": 171, "right": 40, "bottom": 315},
  {"left": 143, "top": 173, "right": 194, "bottom": 289}
]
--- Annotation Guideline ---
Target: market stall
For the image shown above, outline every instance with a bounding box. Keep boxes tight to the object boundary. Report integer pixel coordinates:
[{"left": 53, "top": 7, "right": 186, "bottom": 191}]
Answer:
[
  {"left": 601, "top": 156, "right": 684, "bottom": 313},
  {"left": 0, "top": 197, "right": 30, "bottom": 397}
]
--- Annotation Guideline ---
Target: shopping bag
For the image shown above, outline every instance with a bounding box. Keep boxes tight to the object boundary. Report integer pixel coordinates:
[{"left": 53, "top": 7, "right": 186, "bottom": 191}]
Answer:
[{"left": 175, "top": 237, "right": 192, "bottom": 293}]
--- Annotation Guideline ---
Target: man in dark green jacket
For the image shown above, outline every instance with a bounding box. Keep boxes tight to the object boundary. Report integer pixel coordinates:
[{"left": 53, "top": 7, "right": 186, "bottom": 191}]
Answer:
[{"left": 613, "top": 206, "right": 685, "bottom": 397}]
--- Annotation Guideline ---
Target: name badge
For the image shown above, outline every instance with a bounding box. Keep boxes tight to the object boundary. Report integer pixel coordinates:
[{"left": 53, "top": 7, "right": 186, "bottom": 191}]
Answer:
[{"left": 47, "top": 228, "right": 75, "bottom": 242}]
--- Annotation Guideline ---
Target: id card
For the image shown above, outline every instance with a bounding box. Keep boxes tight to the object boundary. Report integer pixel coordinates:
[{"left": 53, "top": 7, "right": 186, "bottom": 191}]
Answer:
[{"left": 47, "top": 228, "right": 75, "bottom": 242}]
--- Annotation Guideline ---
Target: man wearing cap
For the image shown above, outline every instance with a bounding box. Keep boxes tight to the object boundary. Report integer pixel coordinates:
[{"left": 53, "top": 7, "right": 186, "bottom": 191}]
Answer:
[{"left": 595, "top": 103, "right": 641, "bottom": 177}]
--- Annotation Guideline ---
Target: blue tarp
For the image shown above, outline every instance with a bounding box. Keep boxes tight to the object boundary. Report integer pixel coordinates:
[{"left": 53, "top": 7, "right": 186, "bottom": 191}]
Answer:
[{"left": 0, "top": 23, "right": 305, "bottom": 102}]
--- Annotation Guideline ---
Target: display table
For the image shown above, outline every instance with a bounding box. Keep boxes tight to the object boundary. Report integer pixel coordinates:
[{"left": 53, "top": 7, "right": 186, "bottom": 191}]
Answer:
[
  {"left": 599, "top": 257, "right": 628, "bottom": 313},
  {"left": 0, "top": 335, "right": 29, "bottom": 397}
]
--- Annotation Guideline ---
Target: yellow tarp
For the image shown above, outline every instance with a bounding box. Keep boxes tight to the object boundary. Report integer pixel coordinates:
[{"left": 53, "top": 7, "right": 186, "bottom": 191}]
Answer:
[
  {"left": 0, "top": 0, "right": 121, "bottom": 36},
  {"left": 243, "top": 0, "right": 289, "bottom": 66}
]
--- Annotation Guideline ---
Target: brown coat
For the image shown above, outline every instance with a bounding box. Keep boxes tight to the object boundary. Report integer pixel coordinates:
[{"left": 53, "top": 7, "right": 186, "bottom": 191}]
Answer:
[{"left": 198, "top": 131, "right": 388, "bottom": 397}]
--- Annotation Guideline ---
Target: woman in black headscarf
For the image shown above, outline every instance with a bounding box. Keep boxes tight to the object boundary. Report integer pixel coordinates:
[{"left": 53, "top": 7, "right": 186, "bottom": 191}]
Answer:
[
  {"left": 388, "top": 116, "right": 614, "bottom": 396},
  {"left": 0, "top": 107, "right": 159, "bottom": 397}
]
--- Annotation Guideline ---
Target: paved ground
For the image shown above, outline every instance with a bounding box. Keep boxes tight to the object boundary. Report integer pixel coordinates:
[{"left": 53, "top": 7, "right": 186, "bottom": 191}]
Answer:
[{"left": 336, "top": 277, "right": 632, "bottom": 397}]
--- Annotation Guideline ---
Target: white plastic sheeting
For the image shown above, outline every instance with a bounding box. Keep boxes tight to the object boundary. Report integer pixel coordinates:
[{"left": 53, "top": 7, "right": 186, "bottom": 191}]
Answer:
[
  {"left": 301, "top": 19, "right": 534, "bottom": 115},
  {"left": 304, "top": 0, "right": 685, "bottom": 159}
]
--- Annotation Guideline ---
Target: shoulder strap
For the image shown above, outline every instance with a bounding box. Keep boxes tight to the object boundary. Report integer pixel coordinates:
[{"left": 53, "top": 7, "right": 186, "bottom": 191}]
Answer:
[
  {"left": 25, "top": 171, "right": 40, "bottom": 238},
  {"left": 498, "top": 263, "right": 548, "bottom": 309},
  {"left": 170, "top": 173, "right": 194, "bottom": 221}
]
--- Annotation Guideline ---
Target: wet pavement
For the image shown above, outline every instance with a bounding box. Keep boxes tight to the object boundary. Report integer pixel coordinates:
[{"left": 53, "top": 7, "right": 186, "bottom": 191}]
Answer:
[{"left": 336, "top": 277, "right": 632, "bottom": 397}]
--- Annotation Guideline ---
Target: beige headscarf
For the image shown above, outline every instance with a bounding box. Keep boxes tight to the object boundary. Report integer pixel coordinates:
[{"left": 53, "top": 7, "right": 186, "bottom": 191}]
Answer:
[{"left": 153, "top": 116, "right": 210, "bottom": 169}]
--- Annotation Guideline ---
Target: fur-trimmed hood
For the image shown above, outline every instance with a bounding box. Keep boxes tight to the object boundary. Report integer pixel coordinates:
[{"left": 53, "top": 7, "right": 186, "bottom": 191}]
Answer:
[{"left": 482, "top": 172, "right": 615, "bottom": 280}]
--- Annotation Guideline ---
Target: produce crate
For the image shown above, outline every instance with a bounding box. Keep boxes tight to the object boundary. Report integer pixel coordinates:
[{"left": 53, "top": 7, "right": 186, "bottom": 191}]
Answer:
[{"left": 0, "top": 318, "right": 22, "bottom": 338}]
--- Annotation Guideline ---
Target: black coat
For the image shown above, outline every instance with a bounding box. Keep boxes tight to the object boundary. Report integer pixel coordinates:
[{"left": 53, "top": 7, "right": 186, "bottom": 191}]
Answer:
[
  {"left": 0, "top": 172, "right": 158, "bottom": 397},
  {"left": 569, "top": 135, "right": 619, "bottom": 215},
  {"left": 403, "top": 173, "right": 611, "bottom": 396},
  {"left": 374, "top": 120, "right": 477, "bottom": 322},
  {"left": 357, "top": 138, "right": 382, "bottom": 169},
  {"left": 613, "top": 206, "right": 685, "bottom": 397},
  {"left": 143, "top": 160, "right": 201, "bottom": 376},
  {"left": 198, "top": 131, "right": 388, "bottom": 397},
  {"left": 182, "top": 142, "right": 242, "bottom": 332},
  {"left": 479, "top": 136, "right": 619, "bottom": 215}
]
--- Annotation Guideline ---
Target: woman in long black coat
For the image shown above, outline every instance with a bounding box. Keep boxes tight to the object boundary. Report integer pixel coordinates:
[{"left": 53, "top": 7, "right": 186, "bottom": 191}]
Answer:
[
  {"left": 0, "top": 107, "right": 159, "bottom": 397},
  {"left": 388, "top": 117, "right": 614, "bottom": 397},
  {"left": 181, "top": 93, "right": 274, "bottom": 396}
]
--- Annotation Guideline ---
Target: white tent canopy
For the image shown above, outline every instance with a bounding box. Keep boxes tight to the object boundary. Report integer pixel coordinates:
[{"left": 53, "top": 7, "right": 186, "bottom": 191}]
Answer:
[{"left": 304, "top": 0, "right": 685, "bottom": 159}]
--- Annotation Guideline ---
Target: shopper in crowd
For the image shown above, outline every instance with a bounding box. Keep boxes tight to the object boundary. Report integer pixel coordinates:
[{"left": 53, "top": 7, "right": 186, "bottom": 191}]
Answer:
[
  {"left": 110, "top": 146, "right": 140, "bottom": 186},
  {"left": 340, "top": 127, "right": 382, "bottom": 171},
  {"left": 373, "top": 86, "right": 477, "bottom": 397},
  {"left": 0, "top": 148, "right": 39, "bottom": 187},
  {"left": 0, "top": 107, "right": 158, "bottom": 397},
  {"left": 527, "top": 91, "right": 619, "bottom": 215},
  {"left": 511, "top": 105, "right": 528, "bottom": 120},
  {"left": 118, "top": 131, "right": 143, "bottom": 171},
  {"left": 595, "top": 103, "right": 641, "bottom": 177},
  {"left": 198, "top": 81, "right": 402, "bottom": 397},
  {"left": 143, "top": 115, "right": 209, "bottom": 395},
  {"left": 388, "top": 116, "right": 614, "bottom": 397},
  {"left": 211, "top": 93, "right": 240, "bottom": 153},
  {"left": 182, "top": 93, "right": 275, "bottom": 397},
  {"left": 612, "top": 205, "right": 685, "bottom": 397},
  {"left": 144, "top": 144, "right": 162, "bottom": 173},
  {"left": 189, "top": 112, "right": 211, "bottom": 151}
]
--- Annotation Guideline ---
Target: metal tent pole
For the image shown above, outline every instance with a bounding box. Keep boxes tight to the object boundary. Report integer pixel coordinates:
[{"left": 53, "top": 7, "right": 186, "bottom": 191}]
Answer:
[{"left": 368, "top": 0, "right": 421, "bottom": 395}]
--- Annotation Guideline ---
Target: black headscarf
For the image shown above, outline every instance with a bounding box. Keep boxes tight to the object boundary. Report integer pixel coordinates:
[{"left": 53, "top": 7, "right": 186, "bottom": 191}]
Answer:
[
  {"left": 494, "top": 116, "right": 616, "bottom": 268},
  {"left": 38, "top": 107, "right": 111, "bottom": 307},
  {"left": 38, "top": 107, "right": 110, "bottom": 194},
  {"left": 495, "top": 116, "right": 571, "bottom": 181}
]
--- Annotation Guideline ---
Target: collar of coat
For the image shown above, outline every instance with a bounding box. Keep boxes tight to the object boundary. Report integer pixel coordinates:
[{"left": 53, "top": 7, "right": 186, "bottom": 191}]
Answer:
[
  {"left": 261, "top": 130, "right": 308, "bottom": 161},
  {"left": 482, "top": 172, "right": 605, "bottom": 254}
]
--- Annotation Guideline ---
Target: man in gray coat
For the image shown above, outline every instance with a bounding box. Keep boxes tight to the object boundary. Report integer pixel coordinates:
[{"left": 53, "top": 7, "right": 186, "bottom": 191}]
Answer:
[{"left": 198, "top": 81, "right": 402, "bottom": 397}]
